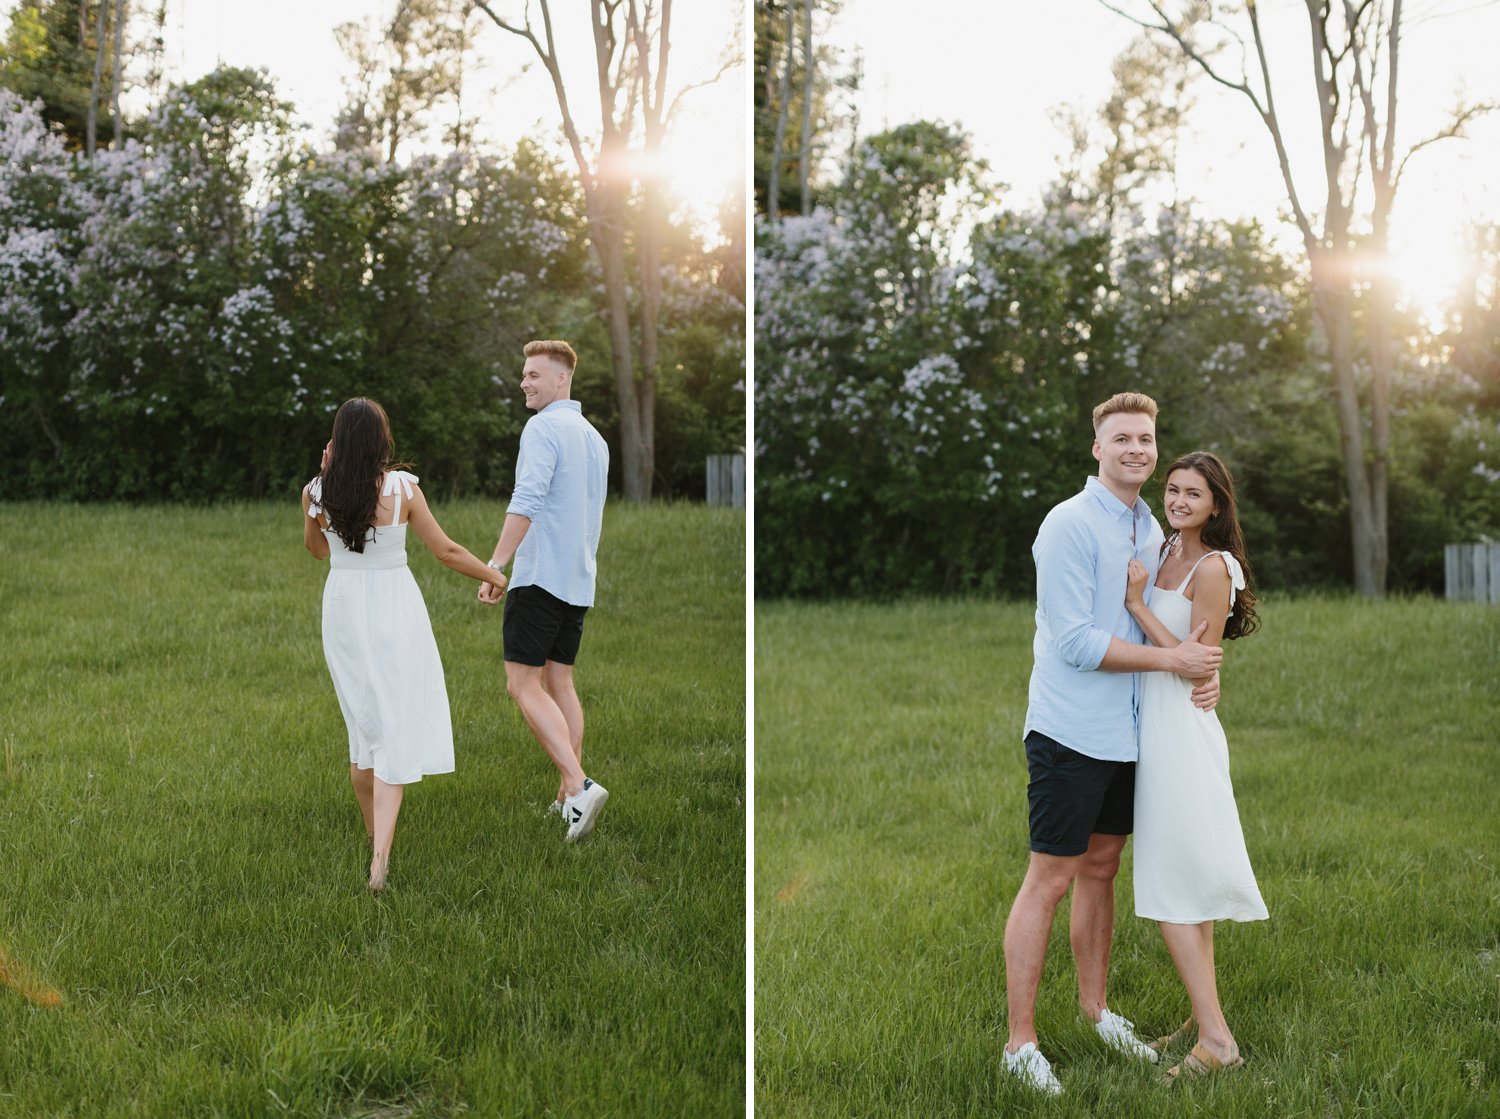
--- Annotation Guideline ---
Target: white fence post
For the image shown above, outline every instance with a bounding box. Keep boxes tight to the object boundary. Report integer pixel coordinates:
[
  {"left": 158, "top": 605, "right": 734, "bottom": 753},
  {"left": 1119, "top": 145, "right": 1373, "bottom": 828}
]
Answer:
[
  {"left": 706, "top": 453, "right": 745, "bottom": 509},
  {"left": 1444, "top": 542, "right": 1500, "bottom": 604}
]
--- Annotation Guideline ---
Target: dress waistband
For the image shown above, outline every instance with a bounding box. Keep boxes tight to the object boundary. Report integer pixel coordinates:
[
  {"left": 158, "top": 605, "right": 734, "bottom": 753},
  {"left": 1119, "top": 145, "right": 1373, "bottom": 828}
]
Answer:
[{"left": 329, "top": 549, "right": 409, "bottom": 571}]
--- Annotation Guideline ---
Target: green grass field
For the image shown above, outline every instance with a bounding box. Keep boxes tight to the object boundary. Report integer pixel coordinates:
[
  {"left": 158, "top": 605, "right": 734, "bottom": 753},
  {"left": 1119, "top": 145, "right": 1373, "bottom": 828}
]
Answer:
[
  {"left": 0, "top": 501, "right": 744, "bottom": 1118},
  {"left": 755, "top": 596, "right": 1500, "bottom": 1117}
]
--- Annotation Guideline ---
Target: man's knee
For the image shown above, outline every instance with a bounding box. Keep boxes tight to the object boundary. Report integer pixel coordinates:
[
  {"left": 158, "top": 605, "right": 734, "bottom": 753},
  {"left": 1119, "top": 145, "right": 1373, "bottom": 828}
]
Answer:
[
  {"left": 1078, "top": 835, "right": 1126, "bottom": 882},
  {"left": 1019, "top": 855, "right": 1079, "bottom": 907},
  {"left": 541, "top": 661, "right": 575, "bottom": 696},
  {"left": 505, "top": 663, "right": 542, "bottom": 702}
]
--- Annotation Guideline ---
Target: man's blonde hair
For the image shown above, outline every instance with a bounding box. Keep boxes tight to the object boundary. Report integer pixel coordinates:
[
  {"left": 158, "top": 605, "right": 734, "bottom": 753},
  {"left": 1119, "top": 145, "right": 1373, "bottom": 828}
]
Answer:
[
  {"left": 1092, "top": 391, "right": 1158, "bottom": 432},
  {"left": 523, "top": 339, "right": 578, "bottom": 372}
]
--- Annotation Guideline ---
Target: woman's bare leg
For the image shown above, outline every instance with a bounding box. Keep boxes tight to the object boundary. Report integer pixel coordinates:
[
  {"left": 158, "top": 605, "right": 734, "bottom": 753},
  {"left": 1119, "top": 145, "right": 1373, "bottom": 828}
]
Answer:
[
  {"left": 350, "top": 764, "right": 375, "bottom": 842},
  {"left": 369, "top": 777, "right": 405, "bottom": 892},
  {"left": 1158, "top": 921, "right": 1238, "bottom": 1062}
]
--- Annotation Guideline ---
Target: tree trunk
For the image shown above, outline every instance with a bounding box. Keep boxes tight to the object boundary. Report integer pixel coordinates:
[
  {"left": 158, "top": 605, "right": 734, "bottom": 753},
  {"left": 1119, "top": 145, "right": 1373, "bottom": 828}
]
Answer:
[
  {"left": 474, "top": 0, "right": 683, "bottom": 501},
  {"left": 86, "top": 0, "right": 108, "bottom": 157},
  {"left": 110, "top": 0, "right": 127, "bottom": 148},
  {"left": 32, "top": 402, "right": 63, "bottom": 459},
  {"left": 799, "top": 0, "right": 813, "bottom": 215},
  {"left": 591, "top": 104, "right": 649, "bottom": 501},
  {"left": 767, "top": 1, "right": 794, "bottom": 221},
  {"left": 1365, "top": 0, "right": 1402, "bottom": 594},
  {"left": 1310, "top": 264, "right": 1379, "bottom": 596},
  {"left": 634, "top": 0, "right": 669, "bottom": 501},
  {"left": 1366, "top": 239, "right": 1394, "bottom": 594},
  {"left": 596, "top": 206, "right": 647, "bottom": 501},
  {"left": 1100, "top": 0, "right": 1406, "bottom": 596}
]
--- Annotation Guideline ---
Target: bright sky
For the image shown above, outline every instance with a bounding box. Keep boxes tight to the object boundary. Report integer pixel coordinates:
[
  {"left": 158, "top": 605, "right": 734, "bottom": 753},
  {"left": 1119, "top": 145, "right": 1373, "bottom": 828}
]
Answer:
[
  {"left": 842, "top": 0, "right": 1500, "bottom": 317},
  {"left": 1, "top": 0, "right": 745, "bottom": 226}
]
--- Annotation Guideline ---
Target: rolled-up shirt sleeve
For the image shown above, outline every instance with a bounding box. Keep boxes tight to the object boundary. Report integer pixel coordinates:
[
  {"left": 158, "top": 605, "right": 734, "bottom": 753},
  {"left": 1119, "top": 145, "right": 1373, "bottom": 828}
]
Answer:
[
  {"left": 1035, "top": 511, "right": 1113, "bottom": 672},
  {"left": 507, "top": 421, "right": 557, "bottom": 520}
]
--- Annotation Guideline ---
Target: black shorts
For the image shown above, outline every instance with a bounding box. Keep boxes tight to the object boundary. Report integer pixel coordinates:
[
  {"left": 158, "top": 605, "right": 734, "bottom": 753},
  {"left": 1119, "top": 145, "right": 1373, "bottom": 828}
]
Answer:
[
  {"left": 503, "top": 585, "right": 589, "bottom": 666},
  {"left": 1024, "top": 731, "right": 1135, "bottom": 857}
]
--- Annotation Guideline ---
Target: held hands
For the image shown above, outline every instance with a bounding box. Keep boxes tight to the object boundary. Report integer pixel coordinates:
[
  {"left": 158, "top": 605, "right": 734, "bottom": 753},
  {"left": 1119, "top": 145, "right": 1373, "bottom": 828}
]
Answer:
[
  {"left": 1125, "top": 559, "right": 1149, "bottom": 607},
  {"left": 477, "top": 571, "right": 507, "bottom": 605}
]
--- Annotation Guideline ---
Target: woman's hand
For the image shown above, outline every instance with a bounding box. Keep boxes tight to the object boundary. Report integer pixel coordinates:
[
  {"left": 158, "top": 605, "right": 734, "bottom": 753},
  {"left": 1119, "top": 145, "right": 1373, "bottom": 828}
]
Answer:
[
  {"left": 478, "top": 572, "right": 506, "bottom": 605},
  {"left": 1126, "top": 559, "right": 1149, "bottom": 607}
]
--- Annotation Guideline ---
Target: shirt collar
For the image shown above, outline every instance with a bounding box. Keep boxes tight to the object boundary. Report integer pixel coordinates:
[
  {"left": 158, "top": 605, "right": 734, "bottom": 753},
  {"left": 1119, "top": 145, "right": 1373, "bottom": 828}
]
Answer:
[
  {"left": 1085, "top": 474, "right": 1150, "bottom": 522},
  {"left": 540, "top": 399, "right": 582, "bottom": 416}
]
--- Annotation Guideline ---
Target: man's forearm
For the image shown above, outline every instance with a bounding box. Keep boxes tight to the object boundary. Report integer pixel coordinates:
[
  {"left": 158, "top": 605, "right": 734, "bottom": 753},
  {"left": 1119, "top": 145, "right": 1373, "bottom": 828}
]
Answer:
[
  {"left": 489, "top": 513, "right": 532, "bottom": 569},
  {"left": 1098, "top": 632, "right": 1220, "bottom": 679},
  {"left": 1097, "top": 636, "right": 1178, "bottom": 674}
]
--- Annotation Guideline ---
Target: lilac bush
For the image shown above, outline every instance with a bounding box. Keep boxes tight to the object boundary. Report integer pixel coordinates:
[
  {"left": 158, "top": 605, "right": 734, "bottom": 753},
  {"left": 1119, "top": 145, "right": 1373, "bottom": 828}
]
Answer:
[
  {"left": 753, "top": 121, "right": 1458, "bottom": 596},
  {"left": 1, "top": 66, "right": 738, "bottom": 500}
]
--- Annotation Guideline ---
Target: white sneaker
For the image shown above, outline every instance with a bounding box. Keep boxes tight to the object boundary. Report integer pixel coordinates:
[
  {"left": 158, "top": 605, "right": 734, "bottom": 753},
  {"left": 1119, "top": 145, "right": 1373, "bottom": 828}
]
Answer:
[
  {"left": 1002, "top": 1042, "right": 1063, "bottom": 1095},
  {"left": 546, "top": 798, "right": 564, "bottom": 819},
  {"left": 1095, "top": 1008, "right": 1159, "bottom": 1063},
  {"left": 563, "top": 779, "right": 608, "bottom": 843}
]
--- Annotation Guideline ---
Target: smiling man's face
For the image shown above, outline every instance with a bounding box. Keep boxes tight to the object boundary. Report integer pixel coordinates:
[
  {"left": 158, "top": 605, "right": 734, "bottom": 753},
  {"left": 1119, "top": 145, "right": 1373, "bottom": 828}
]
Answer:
[
  {"left": 520, "top": 353, "right": 570, "bottom": 411},
  {"left": 1092, "top": 410, "right": 1158, "bottom": 499}
]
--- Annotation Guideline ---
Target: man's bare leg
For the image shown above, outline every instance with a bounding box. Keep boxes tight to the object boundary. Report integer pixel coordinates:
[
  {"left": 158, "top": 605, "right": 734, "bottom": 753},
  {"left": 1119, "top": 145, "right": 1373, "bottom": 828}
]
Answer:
[
  {"left": 506, "top": 660, "right": 586, "bottom": 797},
  {"left": 1071, "top": 832, "right": 1127, "bottom": 1022},
  {"left": 1004, "top": 851, "right": 1081, "bottom": 1052},
  {"left": 542, "top": 660, "right": 584, "bottom": 804}
]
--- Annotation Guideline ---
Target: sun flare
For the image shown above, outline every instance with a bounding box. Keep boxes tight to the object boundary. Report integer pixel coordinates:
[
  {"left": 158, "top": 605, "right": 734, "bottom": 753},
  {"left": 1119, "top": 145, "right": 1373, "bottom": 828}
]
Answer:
[{"left": 1385, "top": 219, "right": 1472, "bottom": 324}]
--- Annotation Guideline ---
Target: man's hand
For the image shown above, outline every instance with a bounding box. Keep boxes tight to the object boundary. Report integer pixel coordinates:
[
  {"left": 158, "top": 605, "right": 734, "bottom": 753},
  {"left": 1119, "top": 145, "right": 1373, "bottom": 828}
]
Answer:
[
  {"left": 1190, "top": 670, "right": 1220, "bottom": 712},
  {"left": 478, "top": 574, "right": 506, "bottom": 605},
  {"left": 1171, "top": 620, "right": 1223, "bottom": 679}
]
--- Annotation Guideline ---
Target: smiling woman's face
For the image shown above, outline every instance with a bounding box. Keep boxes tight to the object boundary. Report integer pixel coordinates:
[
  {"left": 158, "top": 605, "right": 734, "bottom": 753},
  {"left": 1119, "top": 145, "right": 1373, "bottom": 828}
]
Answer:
[{"left": 1163, "top": 468, "right": 1217, "bottom": 532}]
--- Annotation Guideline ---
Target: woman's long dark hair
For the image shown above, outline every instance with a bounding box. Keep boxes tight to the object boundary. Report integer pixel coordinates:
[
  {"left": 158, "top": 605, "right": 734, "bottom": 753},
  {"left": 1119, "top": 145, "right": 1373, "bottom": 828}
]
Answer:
[
  {"left": 318, "top": 398, "right": 410, "bottom": 553},
  {"left": 1163, "top": 450, "right": 1261, "bottom": 640}
]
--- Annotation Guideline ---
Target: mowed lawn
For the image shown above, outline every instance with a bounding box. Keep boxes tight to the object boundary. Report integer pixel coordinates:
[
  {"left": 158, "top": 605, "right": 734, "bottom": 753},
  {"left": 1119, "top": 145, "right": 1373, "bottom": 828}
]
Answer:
[
  {"left": 0, "top": 501, "right": 744, "bottom": 1118},
  {"left": 755, "top": 596, "right": 1500, "bottom": 1118}
]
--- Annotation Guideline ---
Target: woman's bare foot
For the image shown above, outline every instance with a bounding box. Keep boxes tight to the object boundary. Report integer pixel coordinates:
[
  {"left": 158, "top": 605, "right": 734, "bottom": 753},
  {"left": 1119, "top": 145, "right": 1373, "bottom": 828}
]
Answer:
[
  {"left": 368, "top": 852, "right": 389, "bottom": 893},
  {"left": 1194, "top": 1031, "right": 1239, "bottom": 1065}
]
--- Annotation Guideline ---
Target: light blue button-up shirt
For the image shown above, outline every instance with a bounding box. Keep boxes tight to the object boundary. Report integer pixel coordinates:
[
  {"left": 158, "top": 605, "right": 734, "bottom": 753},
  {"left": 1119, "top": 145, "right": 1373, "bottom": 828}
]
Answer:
[
  {"left": 1023, "top": 476, "right": 1164, "bottom": 762},
  {"left": 507, "top": 400, "right": 609, "bottom": 607}
]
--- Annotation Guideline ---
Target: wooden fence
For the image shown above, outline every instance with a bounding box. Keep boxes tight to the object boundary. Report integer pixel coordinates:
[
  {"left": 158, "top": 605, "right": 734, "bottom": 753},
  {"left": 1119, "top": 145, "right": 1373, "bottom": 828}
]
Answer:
[
  {"left": 706, "top": 453, "right": 745, "bottom": 509},
  {"left": 1444, "top": 542, "right": 1500, "bottom": 604}
]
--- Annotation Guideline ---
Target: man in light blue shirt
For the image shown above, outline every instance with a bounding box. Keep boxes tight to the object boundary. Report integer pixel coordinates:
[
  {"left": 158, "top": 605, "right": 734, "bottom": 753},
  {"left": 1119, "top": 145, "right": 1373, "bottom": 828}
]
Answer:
[
  {"left": 1001, "top": 393, "right": 1223, "bottom": 1095},
  {"left": 479, "top": 340, "right": 610, "bottom": 842}
]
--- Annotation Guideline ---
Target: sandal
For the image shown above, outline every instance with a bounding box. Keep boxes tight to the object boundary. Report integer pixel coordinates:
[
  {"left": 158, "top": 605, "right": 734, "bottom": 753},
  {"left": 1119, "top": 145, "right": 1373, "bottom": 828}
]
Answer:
[
  {"left": 1149, "top": 1015, "right": 1195, "bottom": 1055},
  {"left": 1163, "top": 1043, "right": 1245, "bottom": 1083}
]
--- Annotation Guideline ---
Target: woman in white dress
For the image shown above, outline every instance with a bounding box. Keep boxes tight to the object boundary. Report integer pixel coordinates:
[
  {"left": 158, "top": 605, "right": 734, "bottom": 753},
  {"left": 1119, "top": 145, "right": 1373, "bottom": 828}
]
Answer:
[
  {"left": 302, "top": 398, "right": 507, "bottom": 892},
  {"left": 1124, "top": 450, "right": 1267, "bottom": 1080}
]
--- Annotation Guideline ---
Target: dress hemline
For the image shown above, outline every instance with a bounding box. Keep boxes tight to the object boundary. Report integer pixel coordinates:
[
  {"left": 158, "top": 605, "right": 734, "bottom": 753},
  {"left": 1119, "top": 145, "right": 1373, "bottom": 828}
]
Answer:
[
  {"left": 351, "top": 762, "right": 456, "bottom": 786},
  {"left": 1136, "top": 909, "right": 1269, "bottom": 924}
]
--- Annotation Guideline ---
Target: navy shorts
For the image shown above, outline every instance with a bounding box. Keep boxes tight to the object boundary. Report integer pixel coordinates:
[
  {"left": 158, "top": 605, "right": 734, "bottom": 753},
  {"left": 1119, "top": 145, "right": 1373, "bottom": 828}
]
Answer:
[
  {"left": 1024, "top": 731, "right": 1135, "bottom": 857},
  {"left": 503, "top": 585, "right": 589, "bottom": 666}
]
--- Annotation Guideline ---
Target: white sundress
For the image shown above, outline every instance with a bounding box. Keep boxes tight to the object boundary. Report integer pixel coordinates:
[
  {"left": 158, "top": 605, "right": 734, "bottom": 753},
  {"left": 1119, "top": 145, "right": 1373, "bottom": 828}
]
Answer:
[
  {"left": 1133, "top": 551, "right": 1268, "bottom": 924},
  {"left": 307, "top": 470, "right": 455, "bottom": 785}
]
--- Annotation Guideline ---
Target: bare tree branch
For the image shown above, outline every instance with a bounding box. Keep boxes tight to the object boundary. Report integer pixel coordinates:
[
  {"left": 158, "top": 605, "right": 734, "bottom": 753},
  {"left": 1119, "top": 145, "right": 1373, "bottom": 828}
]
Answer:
[
  {"left": 472, "top": 1, "right": 595, "bottom": 194},
  {"left": 1393, "top": 100, "right": 1500, "bottom": 190},
  {"left": 666, "top": 51, "right": 740, "bottom": 125},
  {"left": 1240, "top": 2, "right": 1316, "bottom": 250},
  {"left": 1096, "top": 1, "right": 1260, "bottom": 104}
]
